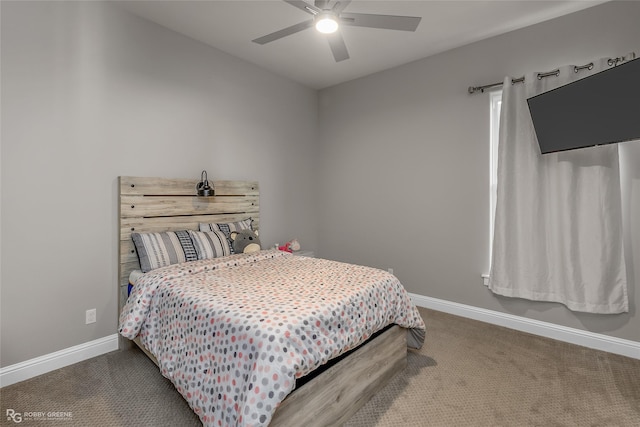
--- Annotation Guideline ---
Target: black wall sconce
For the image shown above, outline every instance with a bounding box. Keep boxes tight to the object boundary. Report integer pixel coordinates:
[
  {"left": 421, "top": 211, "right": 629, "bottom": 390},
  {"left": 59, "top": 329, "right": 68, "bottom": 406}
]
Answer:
[{"left": 196, "top": 170, "right": 214, "bottom": 197}]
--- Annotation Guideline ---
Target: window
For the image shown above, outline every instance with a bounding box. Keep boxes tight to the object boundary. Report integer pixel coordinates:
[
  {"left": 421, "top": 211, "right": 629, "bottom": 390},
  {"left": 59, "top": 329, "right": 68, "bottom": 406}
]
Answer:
[{"left": 486, "top": 90, "right": 502, "bottom": 284}]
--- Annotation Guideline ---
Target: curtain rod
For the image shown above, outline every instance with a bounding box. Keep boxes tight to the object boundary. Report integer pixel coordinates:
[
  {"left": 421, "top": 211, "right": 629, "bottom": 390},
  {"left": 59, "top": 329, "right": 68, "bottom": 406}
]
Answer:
[{"left": 467, "top": 53, "right": 636, "bottom": 94}]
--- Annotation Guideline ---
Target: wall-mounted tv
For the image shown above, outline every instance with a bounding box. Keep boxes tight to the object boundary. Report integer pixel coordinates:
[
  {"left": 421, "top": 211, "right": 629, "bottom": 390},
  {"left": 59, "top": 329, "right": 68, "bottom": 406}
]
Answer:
[{"left": 527, "top": 57, "right": 640, "bottom": 154}]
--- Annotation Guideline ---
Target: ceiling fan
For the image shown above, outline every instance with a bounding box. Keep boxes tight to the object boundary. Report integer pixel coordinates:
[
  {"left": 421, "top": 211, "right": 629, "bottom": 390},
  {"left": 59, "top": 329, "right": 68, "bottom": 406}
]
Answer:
[{"left": 252, "top": 0, "right": 422, "bottom": 62}]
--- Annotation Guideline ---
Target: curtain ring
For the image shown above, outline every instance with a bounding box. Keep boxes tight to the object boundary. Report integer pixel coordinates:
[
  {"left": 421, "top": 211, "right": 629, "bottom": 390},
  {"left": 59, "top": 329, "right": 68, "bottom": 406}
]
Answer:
[
  {"left": 536, "top": 69, "right": 559, "bottom": 80},
  {"left": 574, "top": 62, "right": 594, "bottom": 73}
]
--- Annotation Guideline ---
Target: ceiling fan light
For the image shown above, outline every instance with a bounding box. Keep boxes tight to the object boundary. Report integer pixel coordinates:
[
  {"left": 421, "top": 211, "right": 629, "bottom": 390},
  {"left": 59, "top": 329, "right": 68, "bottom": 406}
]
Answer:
[{"left": 315, "top": 15, "right": 338, "bottom": 34}]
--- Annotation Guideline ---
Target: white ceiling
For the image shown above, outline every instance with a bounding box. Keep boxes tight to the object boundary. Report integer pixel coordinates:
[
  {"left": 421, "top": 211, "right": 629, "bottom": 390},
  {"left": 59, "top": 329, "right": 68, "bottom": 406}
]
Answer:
[{"left": 116, "top": 0, "right": 607, "bottom": 89}]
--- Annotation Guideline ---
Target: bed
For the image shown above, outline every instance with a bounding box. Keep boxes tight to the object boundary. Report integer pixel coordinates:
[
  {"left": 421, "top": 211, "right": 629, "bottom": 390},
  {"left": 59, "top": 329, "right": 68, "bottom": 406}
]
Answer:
[{"left": 117, "top": 176, "right": 425, "bottom": 427}]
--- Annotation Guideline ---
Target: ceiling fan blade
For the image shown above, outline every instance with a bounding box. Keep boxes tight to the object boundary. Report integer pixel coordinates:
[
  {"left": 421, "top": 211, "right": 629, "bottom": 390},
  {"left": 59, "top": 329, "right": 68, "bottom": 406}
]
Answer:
[
  {"left": 340, "top": 12, "right": 421, "bottom": 31},
  {"left": 315, "top": 0, "right": 330, "bottom": 9},
  {"left": 284, "top": 0, "right": 320, "bottom": 15},
  {"left": 327, "top": 31, "right": 349, "bottom": 62},
  {"left": 332, "top": 0, "right": 352, "bottom": 14},
  {"left": 252, "top": 19, "right": 314, "bottom": 45}
]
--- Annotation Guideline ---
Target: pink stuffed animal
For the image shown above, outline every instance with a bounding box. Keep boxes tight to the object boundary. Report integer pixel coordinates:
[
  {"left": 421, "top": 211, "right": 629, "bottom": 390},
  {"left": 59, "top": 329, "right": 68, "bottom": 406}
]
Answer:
[
  {"left": 289, "top": 239, "right": 300, "bottom": 251},
  {"left": 278, "top": 242, "right": 292, "bottom": 252},
  {"left": 278, "top": 239, "right": 300, "bottom": 253}
]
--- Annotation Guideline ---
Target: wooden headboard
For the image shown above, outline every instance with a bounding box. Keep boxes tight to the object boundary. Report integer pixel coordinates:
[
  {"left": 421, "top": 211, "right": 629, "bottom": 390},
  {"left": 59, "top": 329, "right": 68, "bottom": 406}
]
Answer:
[{"left": 118, "top": 176, "right": 259, "bottom": 314}]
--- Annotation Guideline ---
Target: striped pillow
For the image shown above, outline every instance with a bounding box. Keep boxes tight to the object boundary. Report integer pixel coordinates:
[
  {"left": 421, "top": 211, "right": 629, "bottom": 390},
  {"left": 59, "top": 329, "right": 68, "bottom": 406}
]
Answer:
[
  {"left": 188, "top": 230, "right": 232, "bottom": 260},
  {"left": 200, "top": 218, "right": 253, "bottom": 253},
  {"left": 131, "top": 230, "right": 198, "bottom": 273},
  {"left": 199, "top": 218, "right": 253, "bottom": 254}
]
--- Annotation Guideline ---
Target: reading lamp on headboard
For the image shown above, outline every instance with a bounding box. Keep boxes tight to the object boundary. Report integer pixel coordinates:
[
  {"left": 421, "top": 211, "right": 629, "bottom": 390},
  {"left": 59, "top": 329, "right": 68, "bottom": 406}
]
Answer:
[{"left": 196, "top": 170, "right": 214, "bottom": 197}]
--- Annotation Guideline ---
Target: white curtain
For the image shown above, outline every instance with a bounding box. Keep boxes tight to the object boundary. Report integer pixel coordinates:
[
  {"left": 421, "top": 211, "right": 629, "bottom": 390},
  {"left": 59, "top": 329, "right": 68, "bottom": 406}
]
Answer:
[{"left": 488, "top": 57, "right": 628, "bottom": 314}]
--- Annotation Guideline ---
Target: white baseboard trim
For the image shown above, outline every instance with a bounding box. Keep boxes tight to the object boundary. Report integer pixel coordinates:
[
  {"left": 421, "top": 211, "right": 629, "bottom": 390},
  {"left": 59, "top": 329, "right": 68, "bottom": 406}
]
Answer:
[
  {"left": 410, "top": 293, "right": 640, "bottom": 360},
  {"left": 0, "top": 334, "right": 119, "bottom": 387}
]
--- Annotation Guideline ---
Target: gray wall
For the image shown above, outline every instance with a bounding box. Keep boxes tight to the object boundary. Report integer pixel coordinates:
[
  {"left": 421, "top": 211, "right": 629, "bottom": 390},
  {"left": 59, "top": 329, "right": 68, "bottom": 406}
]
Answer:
[
  {"left": 0, "top": 1, "right": 318, "bottom": 367},
  {"left": 317, "top": 1, "right": 640, "bottom": 342}
]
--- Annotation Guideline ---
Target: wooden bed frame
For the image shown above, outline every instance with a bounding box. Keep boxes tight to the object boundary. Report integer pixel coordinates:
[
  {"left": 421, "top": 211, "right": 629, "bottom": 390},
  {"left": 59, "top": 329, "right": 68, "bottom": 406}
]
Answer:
[{"left": 118, "top": 176, "right": 408, "bottom": 426}]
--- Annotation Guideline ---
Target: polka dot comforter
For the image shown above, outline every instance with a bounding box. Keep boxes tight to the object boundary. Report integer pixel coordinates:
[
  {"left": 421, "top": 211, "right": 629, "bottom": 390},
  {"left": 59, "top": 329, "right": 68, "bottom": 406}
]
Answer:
[{"left": 119, "top": 249, "right": 425, "bottom": 427}]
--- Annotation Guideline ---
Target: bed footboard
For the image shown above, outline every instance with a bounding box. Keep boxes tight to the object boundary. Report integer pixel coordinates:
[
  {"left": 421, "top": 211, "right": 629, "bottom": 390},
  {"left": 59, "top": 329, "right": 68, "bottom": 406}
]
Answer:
[{"left": 272, "top": 325, "right": 406, "bottom": 426}]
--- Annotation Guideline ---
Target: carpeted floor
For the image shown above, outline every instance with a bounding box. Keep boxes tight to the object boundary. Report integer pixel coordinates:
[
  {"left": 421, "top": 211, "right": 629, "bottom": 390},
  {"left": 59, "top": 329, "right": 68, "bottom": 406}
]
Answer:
[{"left": 2, "top": 307, "right": 639, "bottom": 426}]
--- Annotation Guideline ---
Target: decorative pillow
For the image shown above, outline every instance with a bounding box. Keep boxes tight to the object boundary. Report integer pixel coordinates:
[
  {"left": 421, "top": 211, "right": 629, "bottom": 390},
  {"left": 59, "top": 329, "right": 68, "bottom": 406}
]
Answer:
[
  {"left": 199, "top": 218, "right": 253, "bottom": 254},
  {"left": 188, "top": 230, "right": 232, "bottom": 260},
  {"left": 131, "top": 230, "right": 198, "bottom": 273}
]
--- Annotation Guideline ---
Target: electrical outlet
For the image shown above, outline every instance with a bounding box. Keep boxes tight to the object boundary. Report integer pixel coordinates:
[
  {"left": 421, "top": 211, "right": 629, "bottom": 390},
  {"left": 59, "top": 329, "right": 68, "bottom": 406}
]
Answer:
[
  {"left": 388, "top": 268, "right": 394, "bottom": 275},
  {"left": 85, "top": 309, "right": 96, "bottom": 324}
]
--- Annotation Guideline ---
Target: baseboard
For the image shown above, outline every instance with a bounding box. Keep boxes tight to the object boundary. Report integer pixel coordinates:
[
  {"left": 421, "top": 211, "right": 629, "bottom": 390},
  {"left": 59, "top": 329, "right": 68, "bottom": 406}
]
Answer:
[
  {"left": 410, "top": 293, "right": 640, "bottom": 360},
  {"left": 0, "top": 334, "right": 119, "bottom": 387}
]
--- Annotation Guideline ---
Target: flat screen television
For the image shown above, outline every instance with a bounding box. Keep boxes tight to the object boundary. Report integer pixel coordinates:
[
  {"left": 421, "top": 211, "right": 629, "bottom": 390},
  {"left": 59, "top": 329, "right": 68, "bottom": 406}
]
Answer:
[{"left": 527, "top": 57, "right": 640, "bottom": 154}]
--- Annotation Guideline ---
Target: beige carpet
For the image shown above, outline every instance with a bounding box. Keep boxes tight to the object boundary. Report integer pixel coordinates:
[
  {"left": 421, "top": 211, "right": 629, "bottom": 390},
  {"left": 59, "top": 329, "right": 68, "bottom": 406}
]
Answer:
[
  {"left": 2, "top": 308, "right": 639, "bottom": 426},
  {"left": 347, "top": 308, "right": 640, "bottom": 427}
]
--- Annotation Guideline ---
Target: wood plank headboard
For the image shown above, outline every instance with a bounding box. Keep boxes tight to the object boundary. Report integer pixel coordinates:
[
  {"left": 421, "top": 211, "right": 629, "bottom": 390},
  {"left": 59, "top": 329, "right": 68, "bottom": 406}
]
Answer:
[{"left": 118, "top": 176, "right": 259, "bottom": 314}]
